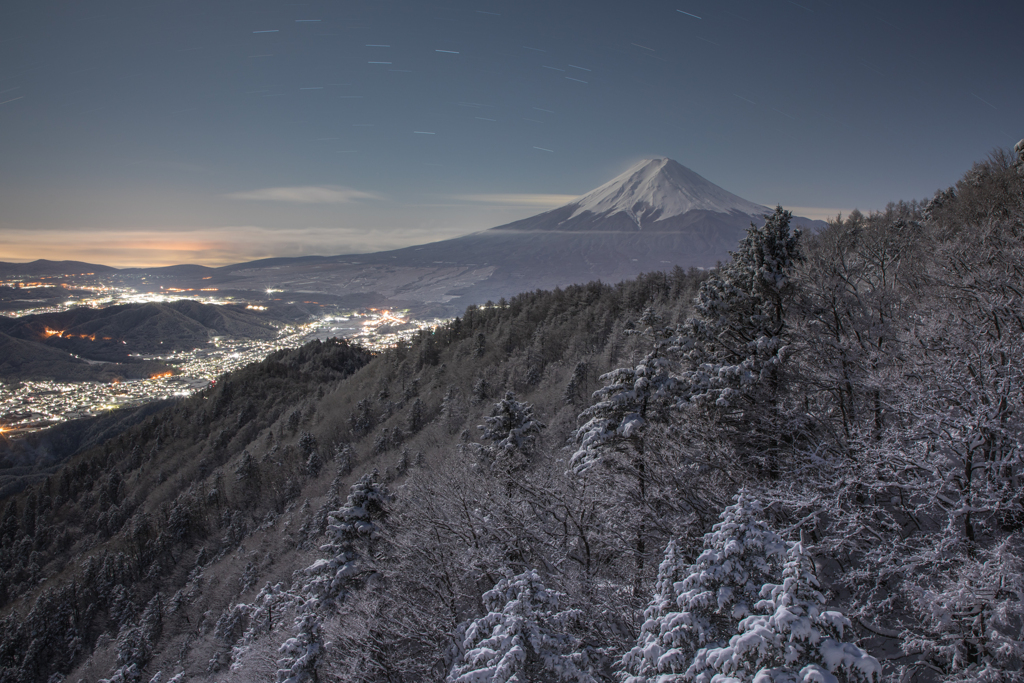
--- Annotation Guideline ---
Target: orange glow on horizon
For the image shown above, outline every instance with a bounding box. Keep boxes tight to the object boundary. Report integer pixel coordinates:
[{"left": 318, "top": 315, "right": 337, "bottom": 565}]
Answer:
[
  {"left": 0, "top": 232, "right": 264, "bottom": 268},
  {"left": 0, "top": 221, "right": 487, "bottom": 269}
]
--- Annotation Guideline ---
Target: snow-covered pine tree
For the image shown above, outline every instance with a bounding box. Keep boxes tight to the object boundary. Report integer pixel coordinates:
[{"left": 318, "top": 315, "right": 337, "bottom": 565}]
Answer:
[
  {"left": 618, "top": 539, "right": 688, "bottom": 681},
  {"left": 571, "top": 323, "right": 678, "bottom": 475},
  {"left": 276, "top": 609, "right": 323, "bottom": 683},
  {"left": 672, "top": 207, "right": 802, "bottom": 410},
  {"left": 232, "top": 476, "right": 389, "bottom": 679},
  {"left": 101, "top": 593, "right": 164, "bottom": 683},
  {"left": 570, "top": 338, "right": 679, "bottom": 595},
  {"left": 447, "top": 568, "right": 597, "bottom": 683},
  {"left": 478, "top": 391, "right": 546, "bottom": 480},
  {"left": 619, "top": 493, "right": 787, "bottom": 682},
  {"left": 229, "top": 581, "right": 297, "bottom": 665},
  {"left": 694, "top": 542, "right": 880, "bottom": 683},
  {"left": 301, "top": 473, "right": 388, "bottom": 606}
]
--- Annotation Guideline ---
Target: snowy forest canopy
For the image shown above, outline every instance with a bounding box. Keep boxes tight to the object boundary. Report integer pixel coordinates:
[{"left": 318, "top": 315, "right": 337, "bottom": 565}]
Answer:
[{"left": 2, "top": 144, "right": 1024, "bottom": 682}]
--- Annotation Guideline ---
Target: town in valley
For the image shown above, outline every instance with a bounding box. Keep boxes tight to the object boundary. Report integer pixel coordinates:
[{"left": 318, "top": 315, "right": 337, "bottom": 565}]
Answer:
[{"left": 0, "top": 269, "right": 447, "bottom": 436}]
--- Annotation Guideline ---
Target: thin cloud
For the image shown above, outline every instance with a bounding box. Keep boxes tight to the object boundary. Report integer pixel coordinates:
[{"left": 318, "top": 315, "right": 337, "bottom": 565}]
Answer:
[
  {"left": 225, "top": 185, "right": 382, "bottom": 203},
  {"left": 452, "top": 193, "right": 579, "bottom": 207},
  {"left": 783, "top": 206, "right": 852, "bottom": 221}
]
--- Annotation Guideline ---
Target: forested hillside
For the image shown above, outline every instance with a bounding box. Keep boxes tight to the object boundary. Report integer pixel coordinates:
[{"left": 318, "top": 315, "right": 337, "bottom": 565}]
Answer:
[{"left": 1, "top": 146, "right": 1023, "bottom": 683}]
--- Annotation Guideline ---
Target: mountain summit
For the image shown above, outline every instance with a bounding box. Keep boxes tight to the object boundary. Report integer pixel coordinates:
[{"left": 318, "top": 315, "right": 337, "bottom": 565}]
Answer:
[
  {"left": 566, "top": 158, "right": 768, "bottom": 227},
  {"left": 492, "top": 157, "right": 770, "bottom": 233}
]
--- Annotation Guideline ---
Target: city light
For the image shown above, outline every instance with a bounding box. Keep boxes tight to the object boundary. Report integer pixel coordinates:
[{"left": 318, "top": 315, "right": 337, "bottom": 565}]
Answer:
[{"left": 1, "top": 270, "right": 450, "bottom": 436}]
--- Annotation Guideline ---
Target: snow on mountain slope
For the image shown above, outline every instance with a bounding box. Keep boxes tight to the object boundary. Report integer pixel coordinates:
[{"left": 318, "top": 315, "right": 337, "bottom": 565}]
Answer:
[{"left": 565, "top": 158, "right": 769, "bottom": 227}]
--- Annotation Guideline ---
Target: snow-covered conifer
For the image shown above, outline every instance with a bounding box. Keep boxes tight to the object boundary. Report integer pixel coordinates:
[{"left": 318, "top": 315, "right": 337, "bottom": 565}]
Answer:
[
  {"left": 447, "top": 569, "right": 596, "bottom": 683},
  {"left": 619, "top": 539, "right": 688, "bottom": 682},
  {"left": 228, "top": 582, "right": 301, "bottom": 670},
  {"left": 672, "top": 207, "right": 802, "bottom": 409},
  {"left": 570, "top": 348, "right": 676, "bottom": 473},
  {"left": 102, "top": 594, "right": 164, "bottom": 683},
  {"left": 904, "top": 538, "right": 1024, "bottom": 681},
  {"left": 276, "top": 609, "right": 323, "bottom": 683},
  {"left": 301, "top": 474, "right": 388, "bottom": 606},
  {"left": 694, "top": 542, "right": 880, "bottom": 683},
  {"left": 571, "top": 313, "right": 683, "bottom": 596},
  {"left": 478, "top": 392, "right": 545, "bottom": 477},
  {"left": 620, "top": 493, "right": 787, "bottom": 682}
]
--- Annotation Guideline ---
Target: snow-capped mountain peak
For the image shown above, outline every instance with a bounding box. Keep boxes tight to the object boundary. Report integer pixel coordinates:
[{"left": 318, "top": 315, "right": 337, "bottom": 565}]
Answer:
[{"left": 566, "top": 157, "right": 768, "bottom": 227}]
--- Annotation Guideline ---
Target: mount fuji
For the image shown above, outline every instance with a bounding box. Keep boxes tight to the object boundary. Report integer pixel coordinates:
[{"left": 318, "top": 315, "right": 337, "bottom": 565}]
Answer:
[
  {"left": 199, "top": 158, "right": 823, "bottom": 312},
  {"left": 4, "top": 159, "right": 824, "bottom": 315},
  {"left": 494, "top": 157, "right": 771, "bottom": 233}
]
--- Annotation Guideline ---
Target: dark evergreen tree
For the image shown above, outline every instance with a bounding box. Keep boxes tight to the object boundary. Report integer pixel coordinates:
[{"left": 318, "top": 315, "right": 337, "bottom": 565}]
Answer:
[
  {"left": 563, "top": 360, "right": 590, "bottom": 407},
  {"left": 234, "top": 450, "right": 261, "bottom": 501},
  {"left": 349, "top": 400, "right": 375, "bottom": 437},
  {"left": 407, "top": 398, "right": 425, "bottom": 434},
  {"left": 301, "top": 474, "right": 389, "bottom": 607},
  {"left": 299, "top": 432, "right": 318, "bottom": 458},
  {"left": 478, "top": 391, "right": 545, "bottom": 482},
  {"left": 673, "top": 206, "right": 803, "bottom": 409}
]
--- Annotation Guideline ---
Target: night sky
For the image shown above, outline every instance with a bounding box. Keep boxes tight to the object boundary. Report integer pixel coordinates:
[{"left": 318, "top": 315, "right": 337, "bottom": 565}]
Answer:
[{"left": 1, "top": 0, "right": 1021, "bottom": 267}]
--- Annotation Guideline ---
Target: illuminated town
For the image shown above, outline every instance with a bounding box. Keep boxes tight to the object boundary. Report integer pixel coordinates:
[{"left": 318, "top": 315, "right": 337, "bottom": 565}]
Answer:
[
  {"left": 0, "top": 272, "right": 448, "bottom": 436},
  {"left": 0, "top": 274, "right": 235, "bottom": 318}
]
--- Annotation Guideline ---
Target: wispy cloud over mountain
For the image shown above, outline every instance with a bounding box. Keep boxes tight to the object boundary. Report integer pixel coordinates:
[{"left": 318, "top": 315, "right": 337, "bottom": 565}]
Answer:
[
  {"left": 225, "top": 186, "right": 382, "bottom": 203},
  {"left": 778, "top": 206, "right": 850, "bottom": 221},
  {"left": 452, "top": 193, "right": 581, "bottom": 207}
]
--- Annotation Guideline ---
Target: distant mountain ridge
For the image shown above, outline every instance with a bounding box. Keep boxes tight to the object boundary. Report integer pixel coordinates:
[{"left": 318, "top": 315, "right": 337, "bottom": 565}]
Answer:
[{"left": 0, "top": 259, "right": 119, "bottom": 278}]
